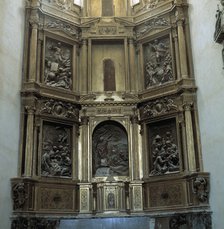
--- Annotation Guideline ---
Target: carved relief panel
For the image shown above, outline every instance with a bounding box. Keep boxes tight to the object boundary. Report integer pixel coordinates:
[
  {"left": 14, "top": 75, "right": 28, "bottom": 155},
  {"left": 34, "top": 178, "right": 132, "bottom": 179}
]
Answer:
[
  {"left": 147, "top": 118, "right": 180, "bottom": 176},
  {"left": 92, "top": 121, "right": 129, "bottom": 177},
  {"left": 44, "top": 37, "right": 73, "bottom": 90},
  {"left": 41, "top": 121, "right": 72, "bottom": 178},
  {"left": 143, "top": 35, "right": 174, "bottom": 89}
]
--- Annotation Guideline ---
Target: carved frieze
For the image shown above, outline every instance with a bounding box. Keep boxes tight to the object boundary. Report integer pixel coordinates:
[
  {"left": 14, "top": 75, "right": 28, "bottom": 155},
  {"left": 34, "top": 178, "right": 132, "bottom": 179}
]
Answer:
[
  {"left": 98, "top": 26, "right": 117, "bottom": 35},
  {"left": 41, "top": 122, "right": 72, "bottom": 177},
  {"left": 148, "top": 119, "right": 180, "bottom": 176},
  {"left": 143, "top": 36, "right": 174, "bottom": 88},
  {"left": 45, "top": 17, "right": 79, "bottom": 39},
  {"left": 11, "top": 217, "right": 59, "bottom": 229},
  {"left": 12, "top": 183, "right": 28, "bottom": 210},
  {"left": 135, "top": 0, "right": 166, "bottom": 14},
  {"left": 140, "top": 97, "right": 178, "bottom": 119},
  {"left": 39, "top": 187, "right": 73, "bottom": 210},
  {"left": 39, "top": 98, "right": 79, "bottom": 120},
  {"left": 44, "top": 37, "right": 73, "bottom": 90},
  {"left": 192, "top": 177, "right": 209, "bottom": 203},
  {"left": 136, "top": 17, "right": 170, "bottom": 38},
  {"left": 150, "top": 183, "right": 183, "bottom": 207}
]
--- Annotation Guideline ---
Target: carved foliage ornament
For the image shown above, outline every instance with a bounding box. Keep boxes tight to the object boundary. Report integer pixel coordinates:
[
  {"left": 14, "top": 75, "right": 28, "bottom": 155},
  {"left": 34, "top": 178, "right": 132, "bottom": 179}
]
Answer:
[
  {"left": 136, "top": 0, "right": 166, "bottom": 13},
  {"left": 39, "top": 98, "right": 79, "bottom": 120},
  {"left": 45, "top": 18, "right": 79, "bottom": 39},
  {"left": 142, "top": 97, "right": 177, "bottom": 119},
  {"left": 144, "top": 36, "right": 174, "bottom": 88},
  {"left": 192, "top": 177, "right": 209, "bottom": 203},
  {"left": 12, "top": 183, "right": 28, "bottom": 210},
  {"left": 169, "top": 215, "right": 187, "bottom": 229},
  {"left": 44, "top": 38, "right": 73, "bottom": 90}
]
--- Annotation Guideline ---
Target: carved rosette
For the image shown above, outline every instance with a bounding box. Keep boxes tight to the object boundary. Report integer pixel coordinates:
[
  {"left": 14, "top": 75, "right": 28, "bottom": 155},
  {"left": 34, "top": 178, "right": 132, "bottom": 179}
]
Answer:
[
  {"left": 140, "top": 97, "right": 178, "bottom": 120},
  {"left": 192, "top": 177, "right": 209, "bottom": 203},
  {"left": 39, "top": 98, "right": 79, "bottom": 121}
]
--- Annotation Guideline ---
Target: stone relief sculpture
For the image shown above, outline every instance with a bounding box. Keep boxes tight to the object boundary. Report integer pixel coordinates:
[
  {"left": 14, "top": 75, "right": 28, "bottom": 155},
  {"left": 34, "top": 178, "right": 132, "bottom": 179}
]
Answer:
[
  {"left": 12, "top": 183, "right": 28, "bottom": 210},
  {"left": 92, "top": 122, "right": 129, "bottom": 177},
  {"left": 192, "top": 177, "right": 209, "bottom": 203},
  {"left": 41, "top": 123, "right": 72, "bottom": 177},
  {"left": 149, "top": 120, "right": 179, "bottom": 176},
  {"left": 136, "top": 0, "right": 166, "bottom": 13},
  {"left": 44, "top": 38, "right": 72, "bottom": 90},
  {"left": 144, "top": 36, "right": 173, "bottom": 88},
  {"left": 136, "top": 17, "right": 169, "bottom": 38}
]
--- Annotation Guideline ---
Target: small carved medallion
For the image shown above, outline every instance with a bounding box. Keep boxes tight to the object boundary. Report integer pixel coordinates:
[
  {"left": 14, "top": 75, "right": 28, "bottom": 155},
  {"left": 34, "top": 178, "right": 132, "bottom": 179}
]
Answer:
[
  {"left": 44, "top": 38, "right": 72, "bottom": 90},
  {"left": 143, "top": 36, "right": 173, "bottom": 88},
  {"left": 41, "top": 122, "right": 72, "bottom": 177}
]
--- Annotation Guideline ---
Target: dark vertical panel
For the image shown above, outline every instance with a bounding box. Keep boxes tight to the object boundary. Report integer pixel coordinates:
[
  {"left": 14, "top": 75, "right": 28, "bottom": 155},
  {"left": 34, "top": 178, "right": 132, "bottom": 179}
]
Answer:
[
  {"left": 102, "top": 0, "right": 114, "bottom": 16},
  {"left": 103, "top": 59, "right": 116, "bottom": 91}
]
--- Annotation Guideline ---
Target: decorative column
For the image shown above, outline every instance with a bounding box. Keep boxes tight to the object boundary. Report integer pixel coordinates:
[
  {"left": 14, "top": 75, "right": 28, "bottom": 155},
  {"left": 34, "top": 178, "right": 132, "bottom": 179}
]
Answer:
[
  {"left": 184, "top": 103, "right": 196, "bottom": 172},
  {"left": 80, "top": 39, "right": 88, "bottom": 93},
  {"left": 129, "top": 38, "right": 137, "bottom": 92},
  {"left": 176, "top": 8, "right": 188, "bottom": 78},
  {"left": 130, "top": 109, "right": 140, "bottom": 180},
  {"left": 72, "top": 44, "right": 77, "bottom": 92},
  {"left": 124, "top": 38, "right": 130, "bottom": 91},
  {"left": 173, "top": 29, "right": 181, "bottom": 80},
  {"left": 24, "top": 105, "right": 35, "bottom": 177},
  {"left": 80, "top": 111, "right": 89, "bottom": 182},
  {"left": 28, "top": 9, "right": 39, "bottom": 82}
]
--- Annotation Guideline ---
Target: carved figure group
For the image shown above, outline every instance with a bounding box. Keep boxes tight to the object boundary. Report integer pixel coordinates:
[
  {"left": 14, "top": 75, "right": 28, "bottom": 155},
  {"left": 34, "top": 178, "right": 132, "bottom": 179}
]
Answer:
[
  {"left": 41, "top": 127, "right": 72, "bottom": 177},
  {"left": 144, "top": 38, "right": 173, "bottom": 88},
  {"left": 45, "top": 40, "right": 72, "bottom": 90},
  {"left": 150, "top": 131, "right": 179, "bottom": 175},
  {"left": 93, "top": 123, "right": 129, "bottom": 177}
]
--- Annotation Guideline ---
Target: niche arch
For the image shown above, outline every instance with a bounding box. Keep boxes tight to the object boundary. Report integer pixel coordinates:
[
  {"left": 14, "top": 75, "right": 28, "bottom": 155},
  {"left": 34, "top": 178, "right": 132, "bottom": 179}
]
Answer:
[{"left": 92, "top": 120, "right": 129, "bottom": 177}]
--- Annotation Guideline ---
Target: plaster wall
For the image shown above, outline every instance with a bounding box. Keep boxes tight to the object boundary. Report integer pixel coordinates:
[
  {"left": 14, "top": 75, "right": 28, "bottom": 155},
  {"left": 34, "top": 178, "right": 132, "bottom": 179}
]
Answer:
[
  {"left": 188, "top": 1, "right": 224, "bottom": 228},
  {"left": 0, "top": 0, "right": 25, "bottom": 228}
]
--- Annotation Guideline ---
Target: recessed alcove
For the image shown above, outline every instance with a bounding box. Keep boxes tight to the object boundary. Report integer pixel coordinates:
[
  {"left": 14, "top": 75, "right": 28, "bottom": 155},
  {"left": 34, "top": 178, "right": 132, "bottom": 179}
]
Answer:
[{"left": 91, "top": 40, "right": 126, "bottom": 92}]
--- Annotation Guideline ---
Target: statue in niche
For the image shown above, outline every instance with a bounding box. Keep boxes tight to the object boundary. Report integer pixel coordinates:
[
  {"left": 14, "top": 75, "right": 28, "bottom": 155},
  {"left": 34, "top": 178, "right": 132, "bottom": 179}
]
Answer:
[
  {"left": 108, "top": 192, "right": 115, "bottom": 208},
  {"left": 103, "top": 59, "right": 116, "bottom": 91},
  {"left": 150, "top": 131, "right": 179, "bottom": 176},
  {"left": 44, "top": 38, "right": 72, "bottom": 90},
  {"left": 144, "top": 37, "right": 173, "bottom": 88},
  {"left": 93, "top": 122, "right": 129, "bottom": 177},
  {"left": 41, "top": 124, "right": 72, "bottom": 177}
]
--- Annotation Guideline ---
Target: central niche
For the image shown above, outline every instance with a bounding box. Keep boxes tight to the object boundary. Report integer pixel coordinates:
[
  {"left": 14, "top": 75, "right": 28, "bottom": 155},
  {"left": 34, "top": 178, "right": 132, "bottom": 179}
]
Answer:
[{"left": 92, "top": 121, "right": 129, "bottom": 177}]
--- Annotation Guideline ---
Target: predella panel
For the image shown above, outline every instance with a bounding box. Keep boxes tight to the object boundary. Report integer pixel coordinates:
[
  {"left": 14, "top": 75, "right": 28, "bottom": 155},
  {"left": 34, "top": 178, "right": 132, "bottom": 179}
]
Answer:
[{"left": 92, "top": 121, "right": 129, "bottom": 177}]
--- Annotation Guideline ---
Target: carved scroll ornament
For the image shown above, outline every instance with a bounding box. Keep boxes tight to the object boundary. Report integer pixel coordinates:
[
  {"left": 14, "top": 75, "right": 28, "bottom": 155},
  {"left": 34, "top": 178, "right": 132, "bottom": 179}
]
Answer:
[
  {"left": 142, "top": 97, "right": 177, "bottom": 119},
  {"left": 136, "top": 0, "right": 166, "bottom": 13},
  {"left": 39, "top": 98, "right": 79, "bottom": 120}
]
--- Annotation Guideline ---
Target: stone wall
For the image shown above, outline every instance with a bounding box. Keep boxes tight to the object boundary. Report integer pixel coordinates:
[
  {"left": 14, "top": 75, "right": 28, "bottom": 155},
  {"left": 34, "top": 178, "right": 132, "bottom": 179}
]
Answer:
[
  {"left": 188, "top": 0, "right": 224, "bottom": 228},
  {"left": 0, "top": 0, "right": 25, "bottom": 228}
]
